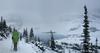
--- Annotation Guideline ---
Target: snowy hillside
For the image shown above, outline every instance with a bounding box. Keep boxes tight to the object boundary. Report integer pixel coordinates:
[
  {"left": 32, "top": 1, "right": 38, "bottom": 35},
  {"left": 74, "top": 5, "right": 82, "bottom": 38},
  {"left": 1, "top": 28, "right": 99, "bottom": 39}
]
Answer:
[
  {"left": 53, "top": 14, "right": 100, "bottom": 45},
  {"left": 0, "top": 34, "right": 57, "bottom": 53}
]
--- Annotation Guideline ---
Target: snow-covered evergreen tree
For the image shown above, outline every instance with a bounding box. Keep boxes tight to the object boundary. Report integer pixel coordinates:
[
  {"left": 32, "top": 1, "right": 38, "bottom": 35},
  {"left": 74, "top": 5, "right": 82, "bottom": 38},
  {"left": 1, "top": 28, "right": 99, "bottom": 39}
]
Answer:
[
  {"left": 95, "top": 38, "right": 98, "bottom": 53},
  {"left": 0, "top": 16, "right": 7, "bottom": 31},
  {"left": 49, "top": 30, "right": 56, "bottom": 50},
  {"left": 23, "top": 28, "right": 29, "bottom": 43},
  {"left": 81, "top": 5, "right": 91, "bottom": 53},
  {"left": 0, "top": 16, "right": 9, "bottom": 39},
  {"left": 29, "top": 28, "right": 34, "bottom": 42}
]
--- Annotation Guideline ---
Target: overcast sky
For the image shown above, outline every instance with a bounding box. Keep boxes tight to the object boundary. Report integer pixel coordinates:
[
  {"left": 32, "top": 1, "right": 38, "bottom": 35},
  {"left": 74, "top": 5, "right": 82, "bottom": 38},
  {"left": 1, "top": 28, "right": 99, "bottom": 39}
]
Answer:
[{"left": 0, "top": 0, "right": 100, "bottom": 34}]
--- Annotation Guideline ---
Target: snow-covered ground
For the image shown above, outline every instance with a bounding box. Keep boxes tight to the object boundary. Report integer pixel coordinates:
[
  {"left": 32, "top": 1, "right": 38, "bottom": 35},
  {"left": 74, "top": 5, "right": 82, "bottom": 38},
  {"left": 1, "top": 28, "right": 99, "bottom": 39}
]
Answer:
[
  {"left": 0, "top": 35, "right": 37, "bottom": 53},
  {"left": 0, "top": 34, "right": 57, "bottom": 53}
]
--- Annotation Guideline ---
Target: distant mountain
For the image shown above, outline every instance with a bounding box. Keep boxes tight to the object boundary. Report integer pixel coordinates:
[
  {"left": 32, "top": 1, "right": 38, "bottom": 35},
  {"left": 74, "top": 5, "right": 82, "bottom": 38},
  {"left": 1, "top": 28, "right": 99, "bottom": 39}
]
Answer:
[{"left": 35, "top": 33, "right": 66, "bottom": 43}]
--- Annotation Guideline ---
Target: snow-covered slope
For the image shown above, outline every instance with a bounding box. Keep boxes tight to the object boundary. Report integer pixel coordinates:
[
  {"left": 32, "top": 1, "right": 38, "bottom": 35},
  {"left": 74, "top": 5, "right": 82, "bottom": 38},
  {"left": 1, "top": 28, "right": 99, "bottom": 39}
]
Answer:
[
  {"left": 0, "top": 34, "right": 57, "bottom": 53},
  {"left": 0, "top": 35, "right": 37, "bottom": 53},
  {"left": 55, "top": 14, "right": 100, "bottom": 45}
]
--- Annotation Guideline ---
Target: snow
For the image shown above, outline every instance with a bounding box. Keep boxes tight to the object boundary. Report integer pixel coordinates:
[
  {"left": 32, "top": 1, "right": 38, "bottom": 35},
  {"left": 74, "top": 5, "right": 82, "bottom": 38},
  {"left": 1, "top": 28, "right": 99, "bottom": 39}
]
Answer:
[
  {"left": 0, "top": 34, "right": 57, "bottom": 53},
  {"left": 0, "top": 35, "right": 36, "bottom": 53},
  {"left": 1, "top": 34, "right": 80, "bottom": 53},
  {"left": 56, "top": 37, "right": 81, "bottom": 44}
]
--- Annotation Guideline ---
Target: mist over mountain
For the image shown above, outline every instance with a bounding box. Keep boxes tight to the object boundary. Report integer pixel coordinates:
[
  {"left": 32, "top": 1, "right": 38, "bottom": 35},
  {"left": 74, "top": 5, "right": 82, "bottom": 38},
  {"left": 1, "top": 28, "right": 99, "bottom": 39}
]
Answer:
[{"left": 0, "top": 0, "right": 100, "bottom": 43}]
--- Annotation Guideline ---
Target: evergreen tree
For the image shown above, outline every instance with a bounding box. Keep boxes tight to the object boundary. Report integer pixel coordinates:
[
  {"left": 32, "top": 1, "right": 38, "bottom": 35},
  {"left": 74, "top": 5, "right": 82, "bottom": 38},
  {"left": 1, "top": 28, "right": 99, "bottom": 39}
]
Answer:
[
  {"left": 3, "top": 20, "right": 7, "bottom": 28},
  {"left": 3, "top": 20, "right": 7, "bottom": 32},
  {"left": 23, "top": 28, "right": 29, "bottom": 43},
  {"left": 0, "top": 16, "right": 10, "bottom": 38},
  {"left": 29, "top": 28, "right": 34, "bottom": 42},
  {"left": 95, "top": 38, "right": 98, "bottom": 53},
  {"left": 81, "top": 5, "right": 91, "bottom": 53},
  {"left": 0, "top": 16, "right": 3, "bottom": 31},
  {"left": 23, "top": 29, "right": 26, "bottom": 37},
  {"left": 8, "top": 26, "right": 12, "bottom": 32},
  {"left": 0, "top": 16, "right": 3, "bottom": 23},
  {"left": 90, "top": 43, "right": 94, "bottom": 53},
  {"left": 13, "top": 28, "right": 16, "bottom": 32},
  {"left": 38, "top": 37, "right": 40, "bottom": 42},
  {"left": 26, "top": 29, "right": 29, "bottom": 43},
  {"left": 0, "top": 21, "right": 2, "bottom": 31},
  {"left": 49, "top": 30, "right": 56, "bottom": 50},
  {"left": 20, "top": 33, "right": 22, "bottom": 40},
  {"left": 23, "top": 29, "right": 28, "bottom": 38},
  {"left": 34, "top": 36, "right": 37, "bottom": 42}
]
